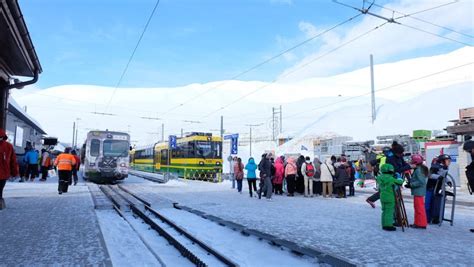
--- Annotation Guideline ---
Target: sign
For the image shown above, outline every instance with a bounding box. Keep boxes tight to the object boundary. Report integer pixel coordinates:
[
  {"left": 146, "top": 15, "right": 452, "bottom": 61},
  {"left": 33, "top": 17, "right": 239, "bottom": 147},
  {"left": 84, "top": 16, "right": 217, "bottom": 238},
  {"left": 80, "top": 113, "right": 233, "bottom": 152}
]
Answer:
[
  {"left": 231, "top": 135, "right": 238, "bottom": 155},
  {"left": 224, "top": 133, "right": 239, "bottom": 140},
  {"left": 168, "top": 135, "right": 177, "bottom": 149},
  {"left": 14, "top": 126, "right": 23, "bottom": 147}
]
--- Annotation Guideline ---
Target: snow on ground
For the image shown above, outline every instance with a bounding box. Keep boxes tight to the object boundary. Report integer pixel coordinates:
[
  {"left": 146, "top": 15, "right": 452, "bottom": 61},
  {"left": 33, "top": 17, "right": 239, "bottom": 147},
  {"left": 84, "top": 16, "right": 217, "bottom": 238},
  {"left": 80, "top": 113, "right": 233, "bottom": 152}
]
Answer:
[
  {"left": 0, "top": 177, "right": 111, "bottom": 266},
  {"left": 123, "top": 175, "right": 474, "bottom": 266},
  {"left": 158, "top": 208, "right": 318, "bottom": 266}
]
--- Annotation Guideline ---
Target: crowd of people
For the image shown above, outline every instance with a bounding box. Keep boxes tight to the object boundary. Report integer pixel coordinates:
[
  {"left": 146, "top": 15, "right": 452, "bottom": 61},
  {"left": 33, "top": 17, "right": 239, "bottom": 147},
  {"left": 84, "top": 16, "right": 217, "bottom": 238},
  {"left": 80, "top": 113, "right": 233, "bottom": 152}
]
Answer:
[
  {"left": 0, "top": 128, "right": 82, "bottom": 209},
  {"left": 230, "top": 140, "right": 467, "bottom": 232},
  {"left": 231, "top": 151, "right": 361, "bottom": 201}
]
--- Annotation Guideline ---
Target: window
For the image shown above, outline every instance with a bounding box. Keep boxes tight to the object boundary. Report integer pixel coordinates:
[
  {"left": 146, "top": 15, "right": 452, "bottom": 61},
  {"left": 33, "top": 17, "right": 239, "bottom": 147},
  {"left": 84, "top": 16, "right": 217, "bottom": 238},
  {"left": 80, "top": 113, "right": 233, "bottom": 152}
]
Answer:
[
  {"left": 90, "top": 139, "right": 100, "bottom": 157},
  {"left": 161, "top": 149, "right": 168, "bottom": 165},
  {"left": 103, "top": 140, "right": 129, "bottom": 157}
]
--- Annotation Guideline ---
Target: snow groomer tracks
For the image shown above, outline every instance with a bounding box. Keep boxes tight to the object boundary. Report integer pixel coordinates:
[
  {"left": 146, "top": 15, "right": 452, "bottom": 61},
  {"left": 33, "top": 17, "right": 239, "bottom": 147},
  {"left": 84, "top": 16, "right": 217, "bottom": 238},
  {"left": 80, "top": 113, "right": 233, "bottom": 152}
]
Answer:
[{"left": 99, "top": 184, "right": 237, "bottom": 267}]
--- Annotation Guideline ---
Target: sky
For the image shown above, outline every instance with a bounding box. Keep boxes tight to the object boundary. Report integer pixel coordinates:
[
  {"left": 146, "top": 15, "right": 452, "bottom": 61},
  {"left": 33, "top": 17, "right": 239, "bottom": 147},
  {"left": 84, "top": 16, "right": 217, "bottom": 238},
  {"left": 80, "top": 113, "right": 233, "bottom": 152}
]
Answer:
[{"left": 19, "top": 0, "right": 473, "bottom": 89}]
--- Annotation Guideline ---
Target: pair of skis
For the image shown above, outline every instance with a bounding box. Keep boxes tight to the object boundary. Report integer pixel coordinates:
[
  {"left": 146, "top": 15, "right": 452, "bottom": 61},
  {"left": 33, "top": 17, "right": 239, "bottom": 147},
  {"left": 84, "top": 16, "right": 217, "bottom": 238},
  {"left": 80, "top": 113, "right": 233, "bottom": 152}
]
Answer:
[{"left": 394, "top": 185, "right": 409, "bottom": 232}]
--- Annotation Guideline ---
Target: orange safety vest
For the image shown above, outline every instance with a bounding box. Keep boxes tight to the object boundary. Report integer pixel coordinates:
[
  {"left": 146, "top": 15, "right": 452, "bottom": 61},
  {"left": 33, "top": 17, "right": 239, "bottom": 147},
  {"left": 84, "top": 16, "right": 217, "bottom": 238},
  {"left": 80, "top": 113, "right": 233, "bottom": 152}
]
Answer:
[{"left": 54, "top": 153, "right": 76, "bottom": 171}]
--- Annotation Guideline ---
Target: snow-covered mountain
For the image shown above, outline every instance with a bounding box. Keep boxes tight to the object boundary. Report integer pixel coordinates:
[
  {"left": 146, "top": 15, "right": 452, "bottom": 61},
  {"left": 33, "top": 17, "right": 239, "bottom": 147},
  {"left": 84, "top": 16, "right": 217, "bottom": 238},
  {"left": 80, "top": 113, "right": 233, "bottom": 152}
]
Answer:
[{"left": 12, "top": 47, "right": 474, "bottom": 155}]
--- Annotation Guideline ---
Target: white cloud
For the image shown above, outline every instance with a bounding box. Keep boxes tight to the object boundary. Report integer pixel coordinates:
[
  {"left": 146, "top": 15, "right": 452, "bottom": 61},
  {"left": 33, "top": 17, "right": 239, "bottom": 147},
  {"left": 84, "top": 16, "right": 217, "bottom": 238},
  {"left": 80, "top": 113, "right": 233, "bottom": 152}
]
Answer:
[
  {"left": 278, "top": 0, "right": 474, "bottom": 81},
  {"left": 270, "top": 0, "right": 293, "bottom": 5}
]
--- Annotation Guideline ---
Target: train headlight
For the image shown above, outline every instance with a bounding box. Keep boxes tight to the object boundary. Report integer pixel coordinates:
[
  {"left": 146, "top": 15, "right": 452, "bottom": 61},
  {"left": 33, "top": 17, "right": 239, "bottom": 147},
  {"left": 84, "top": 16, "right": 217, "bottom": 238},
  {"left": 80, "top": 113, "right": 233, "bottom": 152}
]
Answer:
[
  {"left": 120, "top": 163, "right": 126, "bottom": 167},
  {"left": 216, "top": 161, "right": 221, "bottom": 166},
  {"left": 199, "top": 161, "right": 204, "bottom": 165}
]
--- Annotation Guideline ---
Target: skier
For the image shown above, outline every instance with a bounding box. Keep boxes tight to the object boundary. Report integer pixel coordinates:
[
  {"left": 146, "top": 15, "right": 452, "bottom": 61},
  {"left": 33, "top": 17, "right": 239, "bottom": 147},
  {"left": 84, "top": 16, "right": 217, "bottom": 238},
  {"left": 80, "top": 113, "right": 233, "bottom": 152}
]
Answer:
[
  {"left": 426, "top": 154, "right": 451, "bottom": 224},
  {"left": 244, "top": 157, "right": 258, "bottom": 198},
  {"left": 54, "top": 148, "right": 76, "bottom": 195},
  {"left": 0, "top": 129, "right": 19, "bottom": 210},
  {"left": 301, "top": 156, "right": 315, "bottom": 197},
  {"left": 409, "top": 154, "right": 428, "bottom": 229},
  {"left": 273, "top": 157, "right": 284, "bottom": 195},
  {"left": 284, "top": 157, "right": 297, "bottom": 197},
  {"left": 377, "top": 163, "right": 404, "bottom": 231},
  {"left": 71, "top": 150, "right": 81, "bottom": 185}
]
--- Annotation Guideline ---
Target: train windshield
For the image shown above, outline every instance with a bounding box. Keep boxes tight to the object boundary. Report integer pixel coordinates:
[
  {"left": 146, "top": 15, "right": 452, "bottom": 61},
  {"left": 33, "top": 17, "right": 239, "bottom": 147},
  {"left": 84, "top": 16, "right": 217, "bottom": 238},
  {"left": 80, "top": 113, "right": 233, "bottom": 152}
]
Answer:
[
  {"left": 103, "top": 140, "right": 129, "bottom": 157},
  {"left": 195, "top": 141, "right": 220, "bottom": 159}
]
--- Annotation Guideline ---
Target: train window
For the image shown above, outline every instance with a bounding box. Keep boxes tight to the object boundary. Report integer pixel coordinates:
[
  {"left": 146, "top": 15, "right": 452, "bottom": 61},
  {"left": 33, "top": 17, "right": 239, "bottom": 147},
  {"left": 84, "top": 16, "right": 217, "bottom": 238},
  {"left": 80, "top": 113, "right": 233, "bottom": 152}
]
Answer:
[
  {"left": 90, "top": 139, "right": 100, "bottom": 157},
  {"left": 214, "top": 142, "right": 221, "bottom": 158},
  {"left": 161, "top": 149, "right": 168, "bottom": 165}
]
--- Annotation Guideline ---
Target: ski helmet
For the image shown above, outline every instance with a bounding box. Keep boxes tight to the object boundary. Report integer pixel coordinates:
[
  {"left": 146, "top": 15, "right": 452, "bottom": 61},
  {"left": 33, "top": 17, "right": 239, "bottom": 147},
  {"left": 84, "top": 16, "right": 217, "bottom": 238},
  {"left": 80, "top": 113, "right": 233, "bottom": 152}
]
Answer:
[
  {"left": 380, "top": 163, "right": 395, "bottom": 174},
  {"left": 382, "top": 146, "right": 391, "bottom": 155},
  {"left": 411, "top": 154, "right": 423, "bottom": 165},
  {"left": 437, "top": 154, "right": 452, "bottom": 162}
]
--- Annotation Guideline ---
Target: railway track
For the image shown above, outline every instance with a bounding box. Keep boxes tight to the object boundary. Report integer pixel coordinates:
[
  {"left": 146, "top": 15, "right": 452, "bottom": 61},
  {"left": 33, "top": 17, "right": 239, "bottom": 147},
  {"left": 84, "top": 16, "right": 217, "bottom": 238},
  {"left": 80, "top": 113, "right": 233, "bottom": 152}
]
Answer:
[{"left": 99, "top": 184, "right": 237, "bottom": 267}]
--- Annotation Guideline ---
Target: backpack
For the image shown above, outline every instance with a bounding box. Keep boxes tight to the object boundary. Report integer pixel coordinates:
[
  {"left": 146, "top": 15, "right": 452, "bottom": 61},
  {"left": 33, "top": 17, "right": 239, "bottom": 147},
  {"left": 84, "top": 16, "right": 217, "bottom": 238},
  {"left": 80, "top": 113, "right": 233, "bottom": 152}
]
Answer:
[
  {"left": 305, "top": 163, "right": 315, "bottom": 177},
  {"left": 271, "top": 164, "right": 276, "bottom": 176}
]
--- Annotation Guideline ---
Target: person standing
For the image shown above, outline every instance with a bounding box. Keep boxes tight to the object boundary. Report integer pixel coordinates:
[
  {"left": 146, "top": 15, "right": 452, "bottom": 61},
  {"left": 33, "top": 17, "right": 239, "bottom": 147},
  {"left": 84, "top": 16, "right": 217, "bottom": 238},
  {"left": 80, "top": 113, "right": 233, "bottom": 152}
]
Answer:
[
  {"left": 377, "top": 163, "right": 404, "bottom": 231},
  {"left": 71, "top": 150, "right": 81, "bottom": 186},
  {"left": 284, "top": 157, "right": 297, "bottom": 197},
  {"left": 312, "top": 156, "right": 322, "bottom": 196},
  {"left": 296, "top": 155, "right": 305, "bottom": 195},
  {"left": 409, "top": 154, "right": 428, "bottom": 229},
  {"left": 273, "top": 157, "right": 284, "bottom": 195},
  {"left": 234, "top": 157, "right": 244, "bottom": 193},
  {"left": 0, "top": 129, "right": 19, "bottom": 210},
  {"left": 23, "top": 148, "right": 39, "bottom": 182},
  {"left": 260, "top": 153, "right": 273, "bottom": 200},
  {"left": 54, "top": 148, "right": 76, "bottom": 195},
  {"left": 320, "top": 157, "right": 335, "bottom": 198},
  {"left": 40, "top": 149, "right": 51, "bottom": 181},
  {"left": 245, "top": 157, "right": 258, "bottom": 197},
  {"left": 301, "top": 156, "right": 315, "bottom": 197}
]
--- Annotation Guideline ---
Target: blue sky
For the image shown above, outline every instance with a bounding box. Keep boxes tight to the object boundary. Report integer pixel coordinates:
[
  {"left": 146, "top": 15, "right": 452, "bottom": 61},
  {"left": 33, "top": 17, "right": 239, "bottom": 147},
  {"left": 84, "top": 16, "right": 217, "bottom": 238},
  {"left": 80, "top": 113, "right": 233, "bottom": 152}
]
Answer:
[{"left": 20, "top": 0, "right": 471, "bottom": 88}]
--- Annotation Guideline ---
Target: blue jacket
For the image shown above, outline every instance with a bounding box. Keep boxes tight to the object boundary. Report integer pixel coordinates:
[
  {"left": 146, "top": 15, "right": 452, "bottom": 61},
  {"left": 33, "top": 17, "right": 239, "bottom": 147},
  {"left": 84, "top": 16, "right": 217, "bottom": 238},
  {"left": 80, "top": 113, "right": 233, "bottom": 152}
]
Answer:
[
  {"left": 245, "top": 158, "right": 257, "bottom": 179},
  {"left": 24, "top": 150, "right": 39, "bottom": 165}
]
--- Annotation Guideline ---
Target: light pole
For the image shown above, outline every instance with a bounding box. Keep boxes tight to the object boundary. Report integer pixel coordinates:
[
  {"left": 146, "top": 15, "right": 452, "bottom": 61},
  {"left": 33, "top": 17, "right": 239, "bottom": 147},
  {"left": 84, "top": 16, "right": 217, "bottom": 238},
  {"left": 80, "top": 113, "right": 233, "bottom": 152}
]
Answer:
[
  {"left": 75, "top": 118, "right": 81, "bottom": 149},
  {"left": 245, "top": 123, "right": 263, "bottom": 157}
]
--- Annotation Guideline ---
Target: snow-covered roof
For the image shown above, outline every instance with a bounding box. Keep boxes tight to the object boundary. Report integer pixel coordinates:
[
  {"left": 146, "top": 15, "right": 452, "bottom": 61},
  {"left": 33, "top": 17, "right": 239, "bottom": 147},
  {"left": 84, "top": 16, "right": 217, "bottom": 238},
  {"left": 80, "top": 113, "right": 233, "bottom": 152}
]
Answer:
[{"left": 8, "top": 97, "right": 46, "bottom": 134}]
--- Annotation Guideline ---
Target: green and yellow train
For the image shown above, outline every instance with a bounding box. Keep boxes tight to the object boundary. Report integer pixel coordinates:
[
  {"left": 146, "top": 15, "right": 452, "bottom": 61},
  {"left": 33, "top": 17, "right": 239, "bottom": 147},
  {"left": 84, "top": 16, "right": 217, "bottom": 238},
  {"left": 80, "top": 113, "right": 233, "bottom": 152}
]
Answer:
[{"left": 130, "top": 132, "right": 223, "bottom": 182}]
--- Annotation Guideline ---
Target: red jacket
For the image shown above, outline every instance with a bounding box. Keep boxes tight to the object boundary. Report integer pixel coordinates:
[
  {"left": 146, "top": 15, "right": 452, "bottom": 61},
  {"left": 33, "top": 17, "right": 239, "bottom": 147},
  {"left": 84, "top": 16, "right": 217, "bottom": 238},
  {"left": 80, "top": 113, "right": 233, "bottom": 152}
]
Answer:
[
  {"left": 0, "top": 139, "right": 19, "bottom": 180},
  {"left": 273, "top": 158, "right": 285, "bottom": 184}
]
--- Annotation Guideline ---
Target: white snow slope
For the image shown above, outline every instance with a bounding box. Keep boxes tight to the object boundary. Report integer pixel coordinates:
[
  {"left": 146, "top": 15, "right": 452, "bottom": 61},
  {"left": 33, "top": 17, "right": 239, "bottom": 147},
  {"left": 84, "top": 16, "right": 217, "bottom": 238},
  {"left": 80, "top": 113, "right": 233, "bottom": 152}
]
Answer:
[{"left": 12, "top": 47, "right": 474, "bottom": 149}]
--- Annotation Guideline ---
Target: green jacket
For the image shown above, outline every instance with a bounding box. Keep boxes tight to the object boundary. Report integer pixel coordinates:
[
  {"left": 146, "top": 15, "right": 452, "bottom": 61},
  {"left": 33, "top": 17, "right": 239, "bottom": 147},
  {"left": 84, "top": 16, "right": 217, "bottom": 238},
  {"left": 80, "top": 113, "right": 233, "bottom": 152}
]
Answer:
[
  {"left": 410, "top": 166, "right": 427, "bottom": 196},
  {"left": 377, "top": 164, "right": 404, "bottom": 203}
]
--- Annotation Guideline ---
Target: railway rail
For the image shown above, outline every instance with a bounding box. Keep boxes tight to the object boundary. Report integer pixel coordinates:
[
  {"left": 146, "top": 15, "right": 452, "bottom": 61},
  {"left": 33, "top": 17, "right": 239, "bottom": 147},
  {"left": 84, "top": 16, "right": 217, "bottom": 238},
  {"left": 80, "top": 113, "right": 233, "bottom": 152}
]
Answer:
[{"left": 99, "top": 184, "right": 237, "bottom": 267}]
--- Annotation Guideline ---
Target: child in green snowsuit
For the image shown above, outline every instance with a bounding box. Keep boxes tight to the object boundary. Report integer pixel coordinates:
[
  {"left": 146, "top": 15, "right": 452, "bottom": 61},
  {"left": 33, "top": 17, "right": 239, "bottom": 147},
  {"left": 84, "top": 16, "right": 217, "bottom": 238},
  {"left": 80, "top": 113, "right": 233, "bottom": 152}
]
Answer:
[{"left": 377, "top": 163, "right": 404, "bottom": 231}]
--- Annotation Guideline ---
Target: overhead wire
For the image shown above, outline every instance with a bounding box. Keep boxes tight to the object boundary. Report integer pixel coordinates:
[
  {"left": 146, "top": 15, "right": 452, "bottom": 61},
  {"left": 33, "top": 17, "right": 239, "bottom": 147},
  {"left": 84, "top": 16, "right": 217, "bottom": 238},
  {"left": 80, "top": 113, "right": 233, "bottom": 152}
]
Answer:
[
  {"left": 203, "top": 20, "right": 389, "bottom": 118},
  {"left": 159, "top": 13, "right": 364, "bottom": 117},
  {"left": 104, "top": 0, "right": 161, "bottom": 113}
]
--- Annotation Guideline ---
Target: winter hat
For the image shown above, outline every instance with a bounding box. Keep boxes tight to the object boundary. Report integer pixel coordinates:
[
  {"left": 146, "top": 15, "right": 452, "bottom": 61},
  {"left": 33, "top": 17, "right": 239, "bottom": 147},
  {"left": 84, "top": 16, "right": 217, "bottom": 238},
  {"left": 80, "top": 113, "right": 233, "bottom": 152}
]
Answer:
[
  {"left": 392, "top": 143, "right": 404, "bottom": 155},
  {"left": 411, "top": 154, "right": 423, "bottom": 165}
]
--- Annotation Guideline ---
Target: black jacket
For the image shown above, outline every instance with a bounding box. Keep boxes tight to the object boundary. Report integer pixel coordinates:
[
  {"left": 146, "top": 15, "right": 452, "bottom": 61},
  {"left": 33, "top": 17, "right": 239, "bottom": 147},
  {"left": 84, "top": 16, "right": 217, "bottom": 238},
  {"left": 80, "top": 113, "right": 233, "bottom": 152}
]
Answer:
[{"left": 386, "top": 154, "right": 411, "bottom": 175}]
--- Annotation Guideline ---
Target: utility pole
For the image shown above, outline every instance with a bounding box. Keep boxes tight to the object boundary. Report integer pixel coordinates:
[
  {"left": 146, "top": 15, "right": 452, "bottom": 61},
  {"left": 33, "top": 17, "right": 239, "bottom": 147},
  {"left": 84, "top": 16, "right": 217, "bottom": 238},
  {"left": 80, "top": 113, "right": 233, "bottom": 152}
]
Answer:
[
  {"left": 370, "top": 54, "right": 376, "bottom": 124},
  {"left": 272, "top": 106, "right": 283, "bottom": 141},
  {"left": 246, "top": 123, "right": 263, "bottom": 157},
  {"left": 72, "top": 121, "right": 76, "bottom": 148},
  {"left": 181, "top": 128, "right": 184, "bottom": 138},
  {"left": 220, "top": 116, "right": 224, "bottom": 140},
  {"left": 161, "top": 123, "right": 164, "bottom": 142},
  {"left": 279, "top": 105, "right": 283, "bottom": 134}
]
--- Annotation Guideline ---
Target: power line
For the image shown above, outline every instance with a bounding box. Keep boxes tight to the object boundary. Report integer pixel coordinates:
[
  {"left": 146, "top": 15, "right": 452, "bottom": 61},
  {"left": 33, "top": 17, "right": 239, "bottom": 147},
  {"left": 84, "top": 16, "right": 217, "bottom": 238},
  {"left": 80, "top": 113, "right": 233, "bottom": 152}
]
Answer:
[
  {"left": 203, "top": 21, "right": 389, "bottom": 118},
  {"left": 371, "top": 1, "right": 473, "bottom": 39},
  {"left": 159, "top": 13, "right": 363, "bottom": 118},
  {"left": 283, "top": 61, "right": 474, "bottom": 119},
  {"left": 104, "top": 0, "right": 161, "bottom": 112},
  {"left": 335, "top": 0, "right": 473, "bottom": 46}
]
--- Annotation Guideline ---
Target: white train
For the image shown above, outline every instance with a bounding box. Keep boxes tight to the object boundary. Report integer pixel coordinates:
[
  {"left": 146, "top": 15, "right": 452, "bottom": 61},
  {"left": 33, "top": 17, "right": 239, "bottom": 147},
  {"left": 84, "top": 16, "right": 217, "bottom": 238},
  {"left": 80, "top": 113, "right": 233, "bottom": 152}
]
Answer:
[{"left": 81, "top": 130, "right": 130, "bottom": 183}]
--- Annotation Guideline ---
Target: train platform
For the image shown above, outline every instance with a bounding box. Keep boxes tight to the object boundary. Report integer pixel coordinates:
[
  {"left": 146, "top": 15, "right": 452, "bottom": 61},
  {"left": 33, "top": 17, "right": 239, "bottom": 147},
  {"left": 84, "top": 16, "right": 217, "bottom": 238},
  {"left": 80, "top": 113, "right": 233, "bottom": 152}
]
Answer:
[{"left": 0, "top": 178, "right": 111, "bottom": 266}]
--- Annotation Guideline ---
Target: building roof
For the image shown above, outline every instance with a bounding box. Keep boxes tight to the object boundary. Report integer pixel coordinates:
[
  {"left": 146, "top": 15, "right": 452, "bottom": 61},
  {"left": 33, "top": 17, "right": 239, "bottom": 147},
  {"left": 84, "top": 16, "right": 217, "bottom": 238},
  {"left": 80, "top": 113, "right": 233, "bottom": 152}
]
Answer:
[
  {"left": 0, "top": 0, "right": 42, "bottom": 77},
  {"left": 8, "top": 97, "right": 46, "bottom": 135}
]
